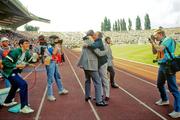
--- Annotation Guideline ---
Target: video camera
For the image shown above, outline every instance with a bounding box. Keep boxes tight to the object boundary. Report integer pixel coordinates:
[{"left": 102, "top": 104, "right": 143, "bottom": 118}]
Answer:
[
  {"left": 82, "top": 36, "right": 88, "bottom": 40},
  {"left": 148, "top": 35, "right": 156, "bottom": 43}
]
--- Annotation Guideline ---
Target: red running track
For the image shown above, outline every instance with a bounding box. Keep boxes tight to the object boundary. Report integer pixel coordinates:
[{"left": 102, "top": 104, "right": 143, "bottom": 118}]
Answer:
[{"left": 0, "top": 48, "right": 179, "bottom": 120}]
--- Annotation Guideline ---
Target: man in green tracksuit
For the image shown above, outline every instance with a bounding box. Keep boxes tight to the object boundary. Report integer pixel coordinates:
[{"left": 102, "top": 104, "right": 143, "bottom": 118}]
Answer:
[{"left": 2, "top": 39, "right": 34, "bottom": 114}]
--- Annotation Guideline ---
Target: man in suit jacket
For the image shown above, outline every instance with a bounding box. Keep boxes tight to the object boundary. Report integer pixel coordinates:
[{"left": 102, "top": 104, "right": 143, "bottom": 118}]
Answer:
[{"left": 77, "top": 30, "right": 108, "bottom": 106}]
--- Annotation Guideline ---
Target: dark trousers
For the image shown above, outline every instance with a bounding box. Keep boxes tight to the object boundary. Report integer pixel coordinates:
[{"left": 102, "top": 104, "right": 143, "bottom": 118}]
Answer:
[
  {"left": 84, "top": 70, "right": 102, "bottom": 103},
  {"left": 61, "top": 53, "right": 65, "bottom": 62},
  {"left": 4, "top": 71, "right": 28, "bottom": 109},
  {"left": 107, "top": 66, "right": 115, "bottom": 85}
]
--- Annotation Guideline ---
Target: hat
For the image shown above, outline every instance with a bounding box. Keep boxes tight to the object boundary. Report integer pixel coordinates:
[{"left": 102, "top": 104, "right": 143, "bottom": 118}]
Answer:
[
  {"left": 1, "top": 37, "right": 9, "bottom": 42},
  {"left": 153, "top": 29, "right": 165, "bottom": 36}
]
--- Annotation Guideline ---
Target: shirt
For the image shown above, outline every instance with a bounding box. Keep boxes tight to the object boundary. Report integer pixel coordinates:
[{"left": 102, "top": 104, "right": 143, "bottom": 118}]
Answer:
[{"left": 158, "top": 37, "right": 176, "bottom": 64}]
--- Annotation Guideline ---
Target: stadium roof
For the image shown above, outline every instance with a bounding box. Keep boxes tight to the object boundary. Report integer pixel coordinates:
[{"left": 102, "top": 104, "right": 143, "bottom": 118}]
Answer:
[{"left": 0, "top": 0, "right": 50, "bottom": 29}]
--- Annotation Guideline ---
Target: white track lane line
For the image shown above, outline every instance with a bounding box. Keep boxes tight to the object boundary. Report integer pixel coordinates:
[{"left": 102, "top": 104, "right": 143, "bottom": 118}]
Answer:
[
  {"left": 35, "top": 86, "right": 47, "bottom": 120},
  {"left": 31, "top": 63, "right": 47, "bottom": 120},
  {"left": 116, "top": 84, "right": 167, "bottom": 120},
  {"left": 67, "top": 50, "right": 168, "bottom": 120},
  {"left": 65, "top": 54, "right": 101, "bottom": 120},
  {"left": 114, "top": 57, "right": 158, "bottom": 68},
  {"left": 21, "top": 63, "right": 47, "bottom": 120},
  {"left": 114, "top": 62, "right": 157, "bottom": 75},
  {"left": 114, "top": 68, "right": 157, "bottom": 87},
  {"left": 23, "top": 63, "right": 41, "bottom": 79}
]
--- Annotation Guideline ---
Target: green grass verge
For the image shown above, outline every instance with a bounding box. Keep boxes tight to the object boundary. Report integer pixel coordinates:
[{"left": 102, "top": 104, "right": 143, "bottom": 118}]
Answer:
[{"left": 111, "top": 43, "right": 180, "bottom": 65}]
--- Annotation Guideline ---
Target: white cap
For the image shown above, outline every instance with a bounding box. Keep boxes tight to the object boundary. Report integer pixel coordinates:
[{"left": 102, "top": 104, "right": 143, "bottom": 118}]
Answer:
[{"left": 1, "top": 37, "right": 9, "bottom": 42}]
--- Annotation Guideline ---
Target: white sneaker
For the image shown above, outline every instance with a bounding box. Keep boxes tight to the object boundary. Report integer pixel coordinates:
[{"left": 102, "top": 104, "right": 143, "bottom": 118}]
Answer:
[
  {"left": 47, "top": 96, "right": 56, "bottom": 101},
  {"left": 59, "top": 89, "right": 69, "bottom": 95},
  {"left": 3, "top": 101, "right": 17, "bottom": 107},
  {"left": 20, "top": 105, "right": 34, "bottom": 114},
  {"left": 169, "top": 111, "right": 180, "bottom": 118},
  {"left": 155, "top": 99, "right": 169, "bottom": 106}
]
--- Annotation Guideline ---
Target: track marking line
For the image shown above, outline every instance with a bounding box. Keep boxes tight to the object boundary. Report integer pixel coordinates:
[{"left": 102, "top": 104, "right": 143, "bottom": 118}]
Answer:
[
  {"left": 68, "top": 50, "right": 168, "bottom": 120},
  {"left": 115, "top": 59, "right": 180, "bottom": 81},
  {"left": 23, "top": 63, "right": 41, "bottom": 79},
  {"left": 116, "top": 84, "right": 167, "bottom": 120},
  {"left": 114, "top": 57, "right": 158, "bottom": 68},
  {"left": 35, "top": 86, "right": 47, "bottom": 120},
  {"left": 114, "top": 68, "right": 157, "bottom": 87},
  {"left": 114, "top": 62, "right": 157, "bottom": 75},
  {"left": 114, "top": 67, "right": 172, "bottom": 93},
  {"left": 21, "top": 63, "right": 47, "bottom": 120},
  {"left": 65, "top": 54, "right": 101, "bottom": 120}
]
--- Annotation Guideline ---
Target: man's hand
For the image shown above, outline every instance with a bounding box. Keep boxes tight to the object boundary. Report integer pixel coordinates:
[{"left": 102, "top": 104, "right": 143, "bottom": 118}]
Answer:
[
  {"left": 83, "top": 43, "right": 88, "bottom": 48},
  {"left": 28, "top": 64, "right": 35, "bottom": 67},
  {"left": 16, "top": 64, "right": 26, "bottom": 69}
]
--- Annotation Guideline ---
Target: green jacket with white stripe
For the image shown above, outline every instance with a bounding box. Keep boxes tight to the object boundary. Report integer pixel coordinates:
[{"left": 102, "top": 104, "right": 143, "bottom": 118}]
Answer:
[{"left": 2, "top": 48, "right": 32, "bottom": 78}]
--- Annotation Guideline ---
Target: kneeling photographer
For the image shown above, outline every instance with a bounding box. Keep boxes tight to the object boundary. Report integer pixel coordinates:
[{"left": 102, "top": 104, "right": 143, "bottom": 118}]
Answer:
[{"left": 149, "top": 28, "right": 180, "bottom": 118}]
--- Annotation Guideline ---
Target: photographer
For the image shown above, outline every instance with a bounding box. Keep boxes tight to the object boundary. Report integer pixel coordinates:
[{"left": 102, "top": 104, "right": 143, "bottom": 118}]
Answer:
[
  {"left": 2, "top": 39, "right": 35, "bottom": 114},
  {"left": 44, "top": 35, "right": 68, "bottom": 102},
  {"left": 149, "top": 29, "right": 180, "bottom": 118}
]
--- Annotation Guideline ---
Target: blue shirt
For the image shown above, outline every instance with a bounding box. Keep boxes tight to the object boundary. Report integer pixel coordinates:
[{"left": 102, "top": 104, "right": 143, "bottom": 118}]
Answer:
[{"left": 158, "top": 37, "right": 175, "bottom": 63}]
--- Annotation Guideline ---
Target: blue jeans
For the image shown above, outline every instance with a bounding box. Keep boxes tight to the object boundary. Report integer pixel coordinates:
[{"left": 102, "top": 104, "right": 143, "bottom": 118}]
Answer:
[
  {"left": 5, "top": 78, "right": 11, "bottom": 88},
  {"left": 46, "top": 61, "right": 64, "bottom": 96},
  {"left": 157, "top": 65, "right": 180, "bottom": 112},
  {"left": 4, "top": 70, "right": 28, "bottom": 109}
]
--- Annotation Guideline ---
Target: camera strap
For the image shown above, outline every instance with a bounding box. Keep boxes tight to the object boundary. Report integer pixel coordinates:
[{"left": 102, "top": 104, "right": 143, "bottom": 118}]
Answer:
[{"left": 165, "top": 40, "right": 176, "bottom": 60}]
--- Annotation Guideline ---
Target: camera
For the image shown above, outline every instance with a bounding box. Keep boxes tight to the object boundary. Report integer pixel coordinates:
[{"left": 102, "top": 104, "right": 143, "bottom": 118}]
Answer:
[
  {"left": 153, "top": 59, "right": 157, "bottom": 63},
  {"left": 29, "top": 44, "right": 33, "bottom": 50},
  {"left": 82, "top": 36, "right": 88, "bottom": 40},
  {"left": 148, "top": 35, "right": 156, "bottom": 43}
]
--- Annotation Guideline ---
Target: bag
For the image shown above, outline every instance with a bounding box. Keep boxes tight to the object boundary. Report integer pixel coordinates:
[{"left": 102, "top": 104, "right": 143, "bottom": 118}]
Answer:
[
  {"left": 165, "top": 47, "right": 180, "bottom": 73},
  {"left": 44, "top": 56, "right": 51, "bottom": 65},
  {"left": 167, "top": 57, "right": 180, "bottom": 73}
]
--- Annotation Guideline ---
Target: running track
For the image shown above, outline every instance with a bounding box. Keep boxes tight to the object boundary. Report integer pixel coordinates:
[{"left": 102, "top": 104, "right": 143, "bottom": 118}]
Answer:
[{"left": 0, "top": 48, "right": 180, "bottom": 120}]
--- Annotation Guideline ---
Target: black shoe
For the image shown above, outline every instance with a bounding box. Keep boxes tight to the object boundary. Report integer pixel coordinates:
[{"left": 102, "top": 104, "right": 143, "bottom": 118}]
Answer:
[
  {"left": 85, "top": 97, "right": 91, "bottom": 102},
  {"left": 105, "top": 97, "right": 110, "bottom": 101},
  {"left": 111, "top": 84, "right": 118, "bottom": 88},
  {"left": 0, "top": 104, "right": 3, "bottom": 109},
  {"left": 96, "top": 101, "right": 108, "bottom": 106}
]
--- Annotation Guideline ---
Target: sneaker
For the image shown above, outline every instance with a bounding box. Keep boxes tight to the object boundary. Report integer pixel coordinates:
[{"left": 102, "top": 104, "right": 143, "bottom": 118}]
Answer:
[
  {"left": 169, "top": 111, "right": 180, "bottom": 118},
  {"left": 3, "top": 101, "right": 17, "bottom": 107},
  {"left": 155, "top": 99, "right": 169, "bottom": 106},
  {"left": 59, "top": 89, "right": 69, "bottom": 95},
  {"left": 20, "top": 105, "right": 34, "bottom": 114},
  {"left": 47, "top": 96, "right": 56, "bottom": 101}
]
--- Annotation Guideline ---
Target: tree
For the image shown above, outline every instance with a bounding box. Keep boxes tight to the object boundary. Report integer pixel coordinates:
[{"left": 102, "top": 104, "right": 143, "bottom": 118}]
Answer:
[
  {"left": 128, "top": 18, "right": 132, "bottom": 31},
  {"left": 136, "top": 16, "right": 142, "bottom": 30},
  {"left": 101, "top": 22, "right": 104, "bottom": 31},
  {"left": 104, "top": 17, "right": 108, "bottom": 31},
  {"left": 24, "top": 24, "right": 39, "bottom": 32},
  {"left": 107, "top": 19, "right": 111, "bottom": 31},
  {"left": 114, "top": 21, "right": 118, "bottom": 31},
  {"left": 101, "top": 17, "right": 112, "bottom": 31},
  {"left": 144, "top": 14, "right": 151, "bottom": 30},
  {"left": 122, "top": 19, "right": 127, "bottom": 31},
  {"left": 117, "top": 19, "right": 121, "bottom": 31}
]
